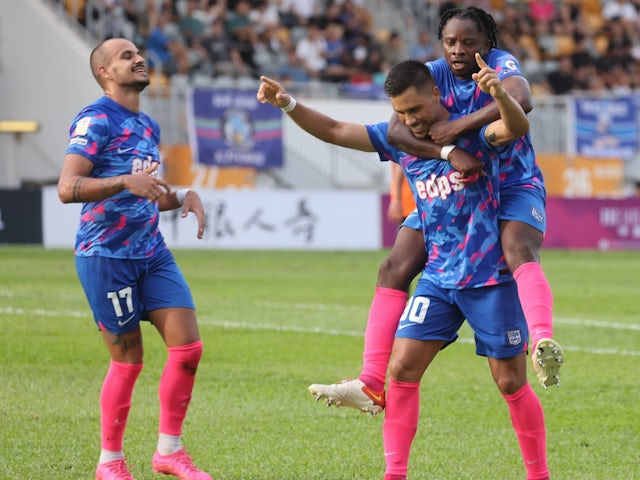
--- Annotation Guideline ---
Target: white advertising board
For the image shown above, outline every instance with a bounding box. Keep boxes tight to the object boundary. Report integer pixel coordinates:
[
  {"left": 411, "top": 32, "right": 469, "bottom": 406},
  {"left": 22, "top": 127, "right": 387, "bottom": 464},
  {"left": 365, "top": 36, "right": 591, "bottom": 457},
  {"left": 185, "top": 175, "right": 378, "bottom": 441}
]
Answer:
[{"left": 42, "top": 186, "right": 382, "bottom": 250}]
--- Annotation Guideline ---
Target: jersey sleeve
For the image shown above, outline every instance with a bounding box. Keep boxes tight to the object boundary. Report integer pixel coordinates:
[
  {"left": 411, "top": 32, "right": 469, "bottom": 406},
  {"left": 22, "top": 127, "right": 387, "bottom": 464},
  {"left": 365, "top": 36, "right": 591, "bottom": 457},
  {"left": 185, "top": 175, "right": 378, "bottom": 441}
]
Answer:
[
  {"left": 489, "top": 49, "right": 524, "bottom": 82},
  {"left": 66, "top": 107, "right": 110, "bottom": 164},
  {"left": 426, "top": 58, "right": 449, "bottom": 86},
  {"left": 365, "top": 122, "right": 396, "bottom": 163}
]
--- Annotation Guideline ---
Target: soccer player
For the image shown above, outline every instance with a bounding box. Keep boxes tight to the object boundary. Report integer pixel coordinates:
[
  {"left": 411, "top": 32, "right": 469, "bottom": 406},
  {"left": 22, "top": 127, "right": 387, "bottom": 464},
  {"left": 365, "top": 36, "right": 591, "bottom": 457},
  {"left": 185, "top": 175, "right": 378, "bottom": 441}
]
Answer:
[
  {"left": 256, "top": 54, "right": 549, "bottom": 480},
  {"left": 58, "top": 38, "right": 211, "bottom": 480},
  {"left": 308, "top": 6, "right": 563, "bottom": 415}
]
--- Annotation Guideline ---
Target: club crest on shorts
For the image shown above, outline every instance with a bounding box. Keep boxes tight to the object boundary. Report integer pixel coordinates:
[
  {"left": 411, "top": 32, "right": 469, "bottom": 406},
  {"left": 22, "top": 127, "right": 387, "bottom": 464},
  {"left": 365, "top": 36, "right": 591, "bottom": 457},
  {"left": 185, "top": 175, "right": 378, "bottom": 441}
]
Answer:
[{"left": 506, "top": 329, "right": 522, "bottom": 346}]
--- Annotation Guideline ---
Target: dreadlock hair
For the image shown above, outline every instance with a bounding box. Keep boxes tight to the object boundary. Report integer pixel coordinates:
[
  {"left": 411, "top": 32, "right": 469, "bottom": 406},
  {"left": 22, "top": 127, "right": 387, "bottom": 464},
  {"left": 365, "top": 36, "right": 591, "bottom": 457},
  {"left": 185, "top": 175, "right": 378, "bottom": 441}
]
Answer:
[
  {"left": 438, "top": 7, "right": 498, "bottom": 49},
  {"left": 384, "top": 60, "right": 434, "bottom": 98}
]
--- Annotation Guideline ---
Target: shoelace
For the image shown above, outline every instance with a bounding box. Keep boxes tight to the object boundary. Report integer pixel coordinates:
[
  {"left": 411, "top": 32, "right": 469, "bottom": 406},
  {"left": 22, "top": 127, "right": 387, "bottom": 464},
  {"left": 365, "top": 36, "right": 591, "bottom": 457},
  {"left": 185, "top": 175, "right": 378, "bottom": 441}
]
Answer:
[
  {"left": 174, "top": 452, "right": 201, "bottom": 473},
  {"left": 161, "top": 451, "right": 201, "bottom": 474},
  {"left": 106, "top": 459, "right": 134, "bottom": 479}
]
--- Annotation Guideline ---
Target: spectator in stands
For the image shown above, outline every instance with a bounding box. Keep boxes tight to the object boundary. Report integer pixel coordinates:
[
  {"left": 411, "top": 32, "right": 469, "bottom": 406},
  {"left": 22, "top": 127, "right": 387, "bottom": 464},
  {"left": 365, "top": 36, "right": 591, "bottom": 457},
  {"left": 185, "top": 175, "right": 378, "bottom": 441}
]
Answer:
[
  {"left": 596, "top": 38, "right": 636, "bottom": 93},
  {"left": 278, "top": 46, "right": 312, "bottom": 85},
  {"left": 338, "top": 0, "right": 375, "bottom": 55},
  {"left": 379, "top": 30, "right": 406, "bottom": 68},
  {"left": 315, "top": 1, "right": 344, "bottom": 29},
  {"left": 408, "top": 30, "right": 438, "bottom": 63},
  {"left": 294, "top": 20, "right": 327, "bottom": 79},
  {"left": 346, "top": 32, "right": 385, "bottom": 84},
  {"left": 200, "top": 18, "right": 253, "bottom": 78},
  {"left": 67, "top": 0, "right": 640, "bottom": 94},
  {"left": 533, "top": 19, "right": 560, "bottom": 60},
  {"left": 225, "top": 0, "right": 259, "bottom": 77},
  {"left": 572, "top": 53, "right": 606, "bottom": 92},
  {"left": 249, "top": 0, "right": 281, "bottom": 34},
  {"left": 322, "top": 21, "right": 352, "bottom": 82},
  {"left": 496, "top": 3, "right": 535, "bottom": 60},
  {"left": 252, "top": 26, "right": 289, "bottom": 79},
  {"left": 145, "top": 3, "right": 190, "bottom": 76},
  {"left": 179, "top": 0, "right": 207, "bottom": 46},
  {"left": 528, "top": 0, "right": 557, "bottom": 24},
  {"left": 542, "top": 55, "right": 576, "bottom": 94},
  {"left": 601, "top": 0, "right": 638, "bottom": 27},
  {"left": 279, "top": 0, "right": 319, "bottom": 28}
]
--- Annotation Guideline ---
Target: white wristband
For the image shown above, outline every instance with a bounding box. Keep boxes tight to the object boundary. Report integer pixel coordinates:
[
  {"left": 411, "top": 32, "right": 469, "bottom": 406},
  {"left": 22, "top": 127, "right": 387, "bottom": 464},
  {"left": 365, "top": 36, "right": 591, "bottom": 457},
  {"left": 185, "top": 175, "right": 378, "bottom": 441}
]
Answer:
[
  {"left": 440, "top": 145, "right": 456, "bottom": 160},
  {"left": 176, "top": 188, "right": 191, "bottom": 206},
  {"left": 280, "top": 96, "right": 297, "bottom": 113}
]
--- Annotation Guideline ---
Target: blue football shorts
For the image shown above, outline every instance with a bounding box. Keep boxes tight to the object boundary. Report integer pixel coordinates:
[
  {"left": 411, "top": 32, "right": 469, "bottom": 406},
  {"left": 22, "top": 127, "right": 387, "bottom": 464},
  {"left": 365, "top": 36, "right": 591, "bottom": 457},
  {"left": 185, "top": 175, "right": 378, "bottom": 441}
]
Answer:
[
  {"left": 499, "top": 184, "right": 547, "bottom": 233},
  {"left": 401, "top": 208, "right": 421, "bottom": 231},
  {"left": 75, "top": 247, "right": 195, "bottom": 334},
  {"left": 401, "top": 184, "right": 547, "bottom": 234},
  {"left": 396, "top": 280, "right": 527, "bottom": 359}
]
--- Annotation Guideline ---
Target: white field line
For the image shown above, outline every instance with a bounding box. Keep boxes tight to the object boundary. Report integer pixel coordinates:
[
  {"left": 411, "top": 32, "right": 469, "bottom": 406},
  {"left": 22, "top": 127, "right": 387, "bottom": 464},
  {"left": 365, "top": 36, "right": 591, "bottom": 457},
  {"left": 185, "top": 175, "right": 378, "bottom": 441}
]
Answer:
[{"left": 1, "top": 305, "right": 639, "bottom": 356}]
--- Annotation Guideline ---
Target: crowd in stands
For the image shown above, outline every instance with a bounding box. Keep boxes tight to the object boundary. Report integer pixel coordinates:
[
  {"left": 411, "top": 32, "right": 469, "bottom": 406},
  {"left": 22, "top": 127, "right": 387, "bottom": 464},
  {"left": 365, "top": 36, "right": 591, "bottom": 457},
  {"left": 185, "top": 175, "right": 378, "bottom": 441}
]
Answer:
[{"left": 59, "top": 0, "right": 640, "bottom": 95}]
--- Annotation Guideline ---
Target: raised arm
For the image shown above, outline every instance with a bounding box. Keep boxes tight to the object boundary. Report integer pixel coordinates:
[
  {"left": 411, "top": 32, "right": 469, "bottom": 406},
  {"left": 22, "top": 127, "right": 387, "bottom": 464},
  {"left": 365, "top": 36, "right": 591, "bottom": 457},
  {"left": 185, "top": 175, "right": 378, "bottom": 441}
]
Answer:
[
  {"left": 428, "top": 74, "right": 532, "bottom": 146},
  {"left": 257, "top": 76, "right": 376, "bottom": 152},
  {"left": 473, "top": 53, "right": 529, "bottom": 146}
]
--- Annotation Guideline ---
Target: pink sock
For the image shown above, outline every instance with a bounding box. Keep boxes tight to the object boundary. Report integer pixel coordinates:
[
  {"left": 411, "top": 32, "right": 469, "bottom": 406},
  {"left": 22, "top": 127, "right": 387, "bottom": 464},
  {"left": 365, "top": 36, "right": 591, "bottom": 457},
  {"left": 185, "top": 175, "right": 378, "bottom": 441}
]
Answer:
[
  {"left": 100, "top": 360, "right": 143, "bottom": 451},
  {"left": 158, "top": 340, "right": 203, "bottom": 436},
  {"left": 513, "top": 262, "right": 554, "bottom": 346},
  {"left": 383, "top": 379, "right": 420, "bottom": 478},
  {"left": 359, "top": 287, "right": 408, "bottom": 392},
  {"left": 503, "top": 384, "right": 549, "bottom": 480}
]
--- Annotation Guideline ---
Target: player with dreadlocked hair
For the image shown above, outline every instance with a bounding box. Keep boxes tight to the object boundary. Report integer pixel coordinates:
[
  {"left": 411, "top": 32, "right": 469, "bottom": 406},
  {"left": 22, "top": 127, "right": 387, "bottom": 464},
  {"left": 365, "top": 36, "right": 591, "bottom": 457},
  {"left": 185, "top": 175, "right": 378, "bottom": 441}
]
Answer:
[
  {"left": 308, "top": 5, "right": 563, "bottom": 432},
  {"left": 438, "top": 6, "right": 499, "bottom": 49}
]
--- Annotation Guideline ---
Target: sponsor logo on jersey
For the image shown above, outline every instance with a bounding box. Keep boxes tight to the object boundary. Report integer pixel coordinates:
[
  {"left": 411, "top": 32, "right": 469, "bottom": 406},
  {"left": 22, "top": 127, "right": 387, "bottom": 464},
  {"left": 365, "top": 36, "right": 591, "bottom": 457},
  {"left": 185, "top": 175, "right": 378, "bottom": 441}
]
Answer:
[
  {"left": 73, "top": 116, "right": 91, "bottom": 136},
  {"left": 69, "top": 137, "right": 88, "bottom": 146},
  {"left": 415, "top": 171, "right": 465, "bottom": 201}
]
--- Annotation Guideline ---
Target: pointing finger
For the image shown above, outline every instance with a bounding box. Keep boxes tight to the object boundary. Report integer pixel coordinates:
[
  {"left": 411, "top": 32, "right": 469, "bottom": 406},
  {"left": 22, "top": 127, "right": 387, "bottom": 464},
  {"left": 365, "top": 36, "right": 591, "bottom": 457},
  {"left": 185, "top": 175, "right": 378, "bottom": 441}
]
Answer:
[
  {"left": 475, "top": 53, "right": 487, "bottom": 68},
  {"left": 260, "top": 76, "right": 279, "bottom": 88}
]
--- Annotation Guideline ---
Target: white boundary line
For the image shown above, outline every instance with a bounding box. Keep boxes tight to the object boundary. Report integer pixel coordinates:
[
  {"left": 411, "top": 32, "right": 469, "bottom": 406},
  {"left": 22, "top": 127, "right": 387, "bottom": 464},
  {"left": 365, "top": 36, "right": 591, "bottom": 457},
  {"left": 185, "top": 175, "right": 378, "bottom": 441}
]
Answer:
[{"left": 3, "top": 305, "right": 639, "bottom": 357}]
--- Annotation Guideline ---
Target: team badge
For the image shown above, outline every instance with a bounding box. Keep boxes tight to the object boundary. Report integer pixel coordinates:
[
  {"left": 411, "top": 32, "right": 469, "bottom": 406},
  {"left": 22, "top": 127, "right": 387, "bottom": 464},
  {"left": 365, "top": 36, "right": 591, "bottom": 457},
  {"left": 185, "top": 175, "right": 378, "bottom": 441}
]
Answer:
[{"left": 506, "top": 329, "right": 522, "bottom": 346}]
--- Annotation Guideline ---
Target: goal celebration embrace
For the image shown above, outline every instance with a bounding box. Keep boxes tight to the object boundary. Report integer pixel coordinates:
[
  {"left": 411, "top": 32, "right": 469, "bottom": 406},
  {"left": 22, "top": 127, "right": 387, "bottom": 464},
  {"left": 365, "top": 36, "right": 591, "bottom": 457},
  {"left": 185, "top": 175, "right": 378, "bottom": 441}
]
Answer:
[{"left": 257, "top": 6, "right": 565, "bottom": 480}]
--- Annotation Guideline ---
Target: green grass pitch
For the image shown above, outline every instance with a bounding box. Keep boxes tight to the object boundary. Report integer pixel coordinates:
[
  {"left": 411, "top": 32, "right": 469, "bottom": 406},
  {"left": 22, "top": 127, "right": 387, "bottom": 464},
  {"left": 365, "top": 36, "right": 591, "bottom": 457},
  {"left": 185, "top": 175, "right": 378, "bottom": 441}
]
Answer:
[{"left": 1, "top": 247, "right": 639, "bottom": 479}]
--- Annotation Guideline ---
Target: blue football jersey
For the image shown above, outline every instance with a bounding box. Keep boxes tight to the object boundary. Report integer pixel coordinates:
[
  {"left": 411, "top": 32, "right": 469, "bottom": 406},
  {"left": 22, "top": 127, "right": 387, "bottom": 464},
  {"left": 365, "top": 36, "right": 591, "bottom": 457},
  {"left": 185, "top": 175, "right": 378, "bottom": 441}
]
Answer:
[
  {"left": 367, "top": 122, "right": 512, "bottom": 289},
  {"left": 427, "top": 49, "right": 544, "bottom": 191},
  {"left": 65, "top": 96, "right": 166, "bottom": 259}
]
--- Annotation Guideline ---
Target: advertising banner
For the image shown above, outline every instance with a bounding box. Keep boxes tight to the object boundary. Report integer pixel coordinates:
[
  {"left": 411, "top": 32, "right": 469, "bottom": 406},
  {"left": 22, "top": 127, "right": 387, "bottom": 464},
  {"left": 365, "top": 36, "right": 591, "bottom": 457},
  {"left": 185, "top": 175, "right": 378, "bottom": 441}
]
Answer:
[
  {"left": 545, "top": 197, "right": 640, "bottom": 250},
  {"left": 536, "top": 154, "right": 625, "bottom": 198},
  {"left": 574, "top": 95, "right": 638, "bottom": 158},
  {"left": 0, "top": 189, "right": 42, "bottom": 244},
  {"left": 42, "top": 187, "right": 381, "bottom": 250},
  {"left": 188, "top": 87, "right": 283, "bottom": 169}
]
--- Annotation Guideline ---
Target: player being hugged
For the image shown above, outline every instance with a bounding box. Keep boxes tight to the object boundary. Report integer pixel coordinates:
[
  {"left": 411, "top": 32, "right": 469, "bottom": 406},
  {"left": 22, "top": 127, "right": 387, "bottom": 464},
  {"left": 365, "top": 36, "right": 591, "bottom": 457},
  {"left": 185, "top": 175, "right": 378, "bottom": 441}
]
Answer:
[{"left": 257, "top": 53, "right": 550, "bottom": 480}]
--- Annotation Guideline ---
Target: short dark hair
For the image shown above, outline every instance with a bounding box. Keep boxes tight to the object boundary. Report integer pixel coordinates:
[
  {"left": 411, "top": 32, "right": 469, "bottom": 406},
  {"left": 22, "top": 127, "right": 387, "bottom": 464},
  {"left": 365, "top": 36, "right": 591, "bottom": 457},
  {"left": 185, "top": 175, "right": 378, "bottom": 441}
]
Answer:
[
  {"left": 438, "top": 7, "right": 498, "bottom": 49},
  {"left": 90, "top": 40, "right": 110, "bottom": 87},
  {"left": 384, "top": 60, "right": 434, "bottom": 97}
]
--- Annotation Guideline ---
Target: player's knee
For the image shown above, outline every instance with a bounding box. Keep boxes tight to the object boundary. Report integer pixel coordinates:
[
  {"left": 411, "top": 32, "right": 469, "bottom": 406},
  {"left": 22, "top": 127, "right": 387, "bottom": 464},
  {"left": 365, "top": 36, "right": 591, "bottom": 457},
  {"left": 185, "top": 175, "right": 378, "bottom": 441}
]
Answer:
[
  {"left": 389, "top": 357, "right": 421, "bottom": 383},
  {"left": 169, "top": 340, "right": 203, "bottom": 371},
  {"left": 503, "top": 240, "right": 539, "bottom": 271},
  {"left": 377, "top": 256, "right": 420, "bottom": 291},
  {"left": 501, "top": 225, "right": 542, "bottom": 269},
  {"left": 494, "top": 370, "right": 526, "bottom": 395}
]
